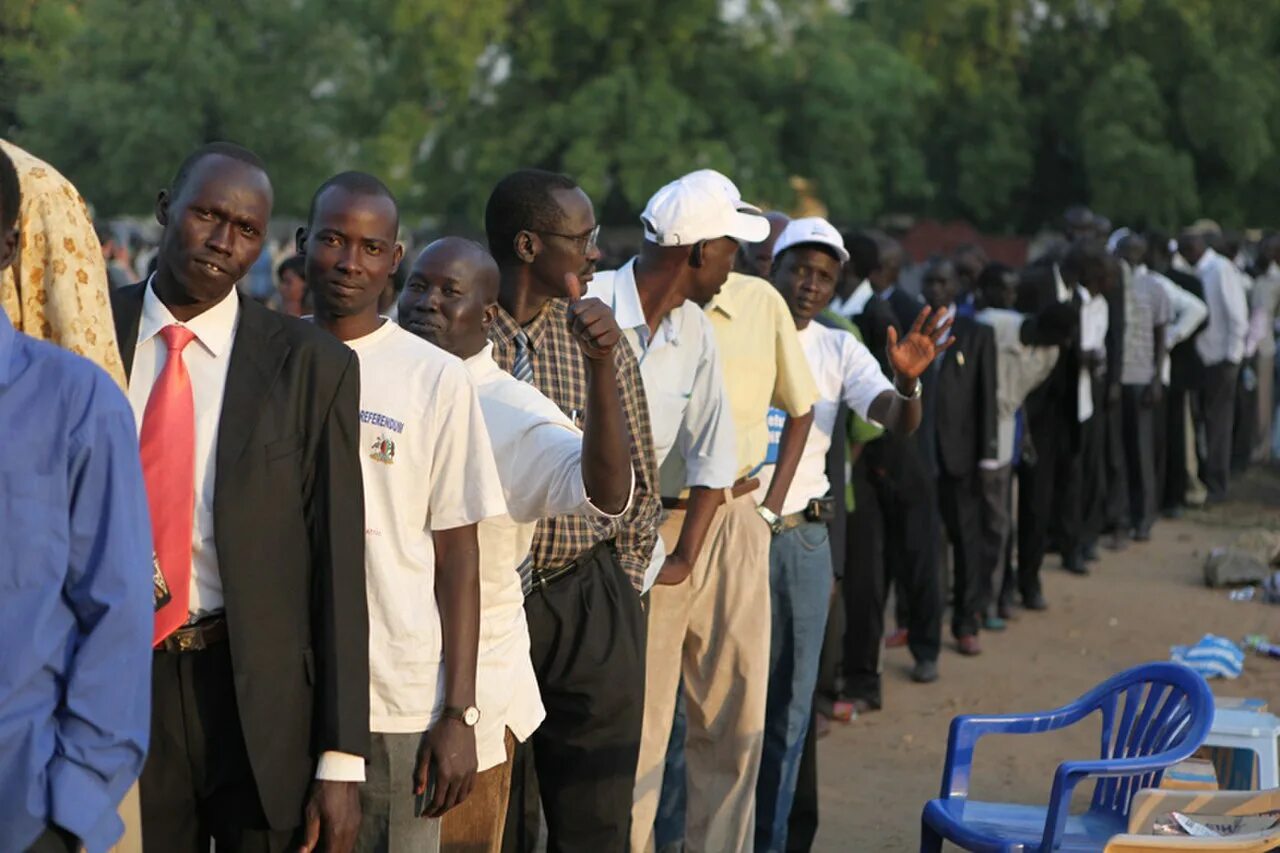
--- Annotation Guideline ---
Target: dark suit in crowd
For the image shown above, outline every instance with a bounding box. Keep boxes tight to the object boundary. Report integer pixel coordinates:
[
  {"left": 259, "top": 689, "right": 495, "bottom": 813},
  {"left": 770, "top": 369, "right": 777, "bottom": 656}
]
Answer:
[{"left": 112, "top": 283, "right": 369, "bottom": 851}]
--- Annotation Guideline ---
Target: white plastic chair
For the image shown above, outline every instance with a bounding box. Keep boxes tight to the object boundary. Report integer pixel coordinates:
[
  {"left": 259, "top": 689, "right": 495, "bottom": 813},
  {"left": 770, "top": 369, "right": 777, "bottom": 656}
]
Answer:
[{"left": 1202, "top": 709, "right": 1280, "bottom": 790}]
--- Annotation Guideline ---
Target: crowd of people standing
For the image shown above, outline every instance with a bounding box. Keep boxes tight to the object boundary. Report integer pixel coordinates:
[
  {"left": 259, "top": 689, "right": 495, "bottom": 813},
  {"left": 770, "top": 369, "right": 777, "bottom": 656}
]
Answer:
[{"left": 1, "top": 131, "right": 1278, "bottom": 853}]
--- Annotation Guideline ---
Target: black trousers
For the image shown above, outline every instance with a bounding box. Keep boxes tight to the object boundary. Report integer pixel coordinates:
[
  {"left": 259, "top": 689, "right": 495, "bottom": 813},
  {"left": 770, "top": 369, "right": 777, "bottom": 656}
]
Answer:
[
  {"left": 1077, "top": 411, "right": 1107, "bottom": 547},
  {"left": 1201, "top": 362, "right": 1241, "bottom": 500},
  {"left": 141, "top": 642, "right": 295, "bottom": 853},
  {"left": 1122, "top": 385, "right": 1159, "bottom": 534},
  {"left": 1017, "top": 411, "right": 1076, "bottom": 598},
  {"left": 873, "top": 473, "right": 941, "bottom": 666},
  {"left": 25, "top": 826, "right": 78, "bottom": 853},
  {"left": 1103, "top": 392, "right": 1130, "bottom": 531},
  {"left": 937, "top": 472, "right": 986, "bottom": 638},
  {"left": 506, "top": 542, "right": 645, "bottom": 853},
  {"left": 842, "top": 462, "right": 886, "bottom": 706}
]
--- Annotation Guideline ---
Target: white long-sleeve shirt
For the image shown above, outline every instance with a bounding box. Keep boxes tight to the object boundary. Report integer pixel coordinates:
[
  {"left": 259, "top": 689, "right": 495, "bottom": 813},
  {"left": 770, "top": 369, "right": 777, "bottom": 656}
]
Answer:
[
  {"left": 1194, "top": 249, "right": 1250, "bottom": 366},
  {"left": 1138, "top": 265, "right": 1208, "bottom": 385}
]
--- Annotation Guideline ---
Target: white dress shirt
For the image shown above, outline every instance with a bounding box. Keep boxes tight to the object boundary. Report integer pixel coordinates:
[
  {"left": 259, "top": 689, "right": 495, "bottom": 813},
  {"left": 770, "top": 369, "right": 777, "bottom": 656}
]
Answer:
[
  {"left": 466, "top": 343, "right": 632, "bottom": 771},
  {"left": 589, "top": 261, "right": 737, "bottom": 591},
  {"left": 975, "top": 308, "right": 1059, "bottom": 464},
  {"left": 126, "top": 277, "right": 237, "bottom": 619},
  {"left": 128, "top": 279, "right": 364, "bottom": 781},
  {"left": 1077, "top": 285, "right": 1109, "bottom": 423},
  {"left": 1141, "top": 265, "right": 1208, "bottom": 385},
  {"left": 829, "top": 279, "right": 873, "bottom": 318},
  {"left": 1247, "top": 262, "right": 1280, "bottom": 360},
  {"left": 1195, "top": 248, "right": 1250, "bottom": 366}
]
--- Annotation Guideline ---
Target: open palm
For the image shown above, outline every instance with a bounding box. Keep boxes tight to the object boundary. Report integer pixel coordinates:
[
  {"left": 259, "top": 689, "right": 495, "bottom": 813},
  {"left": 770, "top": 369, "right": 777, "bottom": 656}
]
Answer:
[{"left": 886, "top": 306, "right": 955, "bottom": 381}]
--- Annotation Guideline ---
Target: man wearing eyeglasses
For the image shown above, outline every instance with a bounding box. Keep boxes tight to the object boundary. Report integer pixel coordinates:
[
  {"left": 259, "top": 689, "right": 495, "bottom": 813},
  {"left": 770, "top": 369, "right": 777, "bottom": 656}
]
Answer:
[{"left": 483, "top": 169, "right": 661, "bottom": 852}]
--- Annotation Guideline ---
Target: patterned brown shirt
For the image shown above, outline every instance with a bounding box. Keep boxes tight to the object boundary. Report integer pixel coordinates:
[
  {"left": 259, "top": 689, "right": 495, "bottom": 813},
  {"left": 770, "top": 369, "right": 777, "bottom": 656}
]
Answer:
[
  {"left": 0, "top": 139, "right": 125, "bottom": 388},
  {"left": 489, "top": 298, "right": 660, "bottom": 592}
]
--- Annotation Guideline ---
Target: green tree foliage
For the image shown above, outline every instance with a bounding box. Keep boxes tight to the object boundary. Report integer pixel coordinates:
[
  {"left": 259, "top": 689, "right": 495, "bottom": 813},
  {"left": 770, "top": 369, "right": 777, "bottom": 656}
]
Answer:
[{"left": 7, "top": 0, "right": 1280, "bottom": 230}]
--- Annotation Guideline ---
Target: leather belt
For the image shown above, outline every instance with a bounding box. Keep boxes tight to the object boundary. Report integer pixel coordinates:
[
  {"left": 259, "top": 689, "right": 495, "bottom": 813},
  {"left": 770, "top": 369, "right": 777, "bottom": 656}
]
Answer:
[
  {"left": 661, "top": 477, "right": 760, "bottom": 511},
  {"left": 778, "top": 510, "right": 813, "bottom": 532},
  {"left": 530, "top": 541, "right": 613, "bottom": 592},
  {"left": 158, "top": 615, "right": 228, "bottom": 654}
]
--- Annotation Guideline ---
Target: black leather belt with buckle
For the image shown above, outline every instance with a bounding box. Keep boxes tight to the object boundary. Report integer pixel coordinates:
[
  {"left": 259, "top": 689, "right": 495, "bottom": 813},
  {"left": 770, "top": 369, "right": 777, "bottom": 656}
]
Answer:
[
  {"left": 160, "top": 616, "right": 228, "bottom": 654},
  {"left": 530, "top": 541, "right": 612, "bottom": 591}
]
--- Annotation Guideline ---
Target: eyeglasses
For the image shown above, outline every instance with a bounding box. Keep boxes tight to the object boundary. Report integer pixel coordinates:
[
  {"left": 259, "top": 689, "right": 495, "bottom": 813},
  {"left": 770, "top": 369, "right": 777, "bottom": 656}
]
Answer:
[{"left": 536, "top": 223, "right": 601, "bottom": 256}]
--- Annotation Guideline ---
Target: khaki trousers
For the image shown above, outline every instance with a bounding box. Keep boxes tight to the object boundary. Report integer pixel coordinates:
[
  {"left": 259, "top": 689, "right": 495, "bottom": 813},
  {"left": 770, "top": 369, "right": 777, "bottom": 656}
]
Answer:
[
  {"left": 111, "top": 783, "right": 142, "bottom": 853},
  {"left": 440, "top": 730, "right": 515, "bottom": 853},
  {"left": 631, "top": 492, "right": 771, "bottom": 853}
]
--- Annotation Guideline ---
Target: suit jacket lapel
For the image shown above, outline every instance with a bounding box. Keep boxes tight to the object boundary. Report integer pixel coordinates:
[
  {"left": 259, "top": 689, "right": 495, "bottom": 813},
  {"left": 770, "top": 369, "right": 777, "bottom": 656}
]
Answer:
[
  {"left": 216, "top": 298, "right": 290, "bottom": 482},
  {"left": 110, "top": 282, "right": 146, "bottom": 379}
]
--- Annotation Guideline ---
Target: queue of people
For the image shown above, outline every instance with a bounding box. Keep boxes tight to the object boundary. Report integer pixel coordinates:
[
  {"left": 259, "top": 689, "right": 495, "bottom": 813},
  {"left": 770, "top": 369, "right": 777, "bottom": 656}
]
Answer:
[{"left": 2, "top": 133, "right": 1279, "bottom": 853}]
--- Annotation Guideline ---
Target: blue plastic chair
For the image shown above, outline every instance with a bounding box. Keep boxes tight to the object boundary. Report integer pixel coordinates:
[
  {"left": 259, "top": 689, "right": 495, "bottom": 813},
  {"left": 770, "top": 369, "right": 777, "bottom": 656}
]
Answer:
[{"left": 920, "top": 662, "right": 1214, "bottom": 852}]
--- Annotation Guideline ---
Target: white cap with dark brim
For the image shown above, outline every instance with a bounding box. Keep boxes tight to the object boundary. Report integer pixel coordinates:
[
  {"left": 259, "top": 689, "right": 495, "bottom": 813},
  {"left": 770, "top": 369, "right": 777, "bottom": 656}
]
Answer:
[{"left": 772, "top": 216, "right": 850, "bottom": 265}]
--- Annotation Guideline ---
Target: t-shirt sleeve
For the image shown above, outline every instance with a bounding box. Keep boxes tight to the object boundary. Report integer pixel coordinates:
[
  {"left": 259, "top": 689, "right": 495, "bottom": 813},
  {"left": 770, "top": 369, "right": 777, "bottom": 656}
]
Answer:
[
  {"left": 427, "top": 362, "right": 508, "bottom": 531},
  {"left": 503, "top": 420, "right": 634, "bottom": 524},
  {"left": 838, "top": 331, "right": 894, "bottom": 422},
  {"left": 769, "top": 289, "right": 820, "bottom": 416}
]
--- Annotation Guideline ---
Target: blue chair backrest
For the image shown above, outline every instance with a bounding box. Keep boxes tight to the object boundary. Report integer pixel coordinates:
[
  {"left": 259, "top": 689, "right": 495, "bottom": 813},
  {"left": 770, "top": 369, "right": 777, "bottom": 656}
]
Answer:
[{"left": 1083, "top": 663, "right": 1213, "bottom": 818}]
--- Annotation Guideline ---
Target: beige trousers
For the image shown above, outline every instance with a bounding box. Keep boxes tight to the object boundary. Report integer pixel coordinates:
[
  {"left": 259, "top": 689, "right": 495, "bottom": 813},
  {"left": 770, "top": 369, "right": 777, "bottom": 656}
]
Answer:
[
  {"left": 631, "top": 492, "right": 772, "bottom": 853},
  {"left": 110, "top": 783, "right": 142, "bottom": 853}
]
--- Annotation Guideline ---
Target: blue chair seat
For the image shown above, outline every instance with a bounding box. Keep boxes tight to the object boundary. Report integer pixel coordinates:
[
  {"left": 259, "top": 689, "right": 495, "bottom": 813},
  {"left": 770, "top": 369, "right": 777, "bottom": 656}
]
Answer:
[{"left": 923, "top": 799, "right": 1126, "bottom": 852}]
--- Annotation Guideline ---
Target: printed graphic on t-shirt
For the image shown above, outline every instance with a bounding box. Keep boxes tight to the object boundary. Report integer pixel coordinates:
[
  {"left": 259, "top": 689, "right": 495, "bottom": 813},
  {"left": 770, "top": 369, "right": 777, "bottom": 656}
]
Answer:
[
  {"left": 764, "top": 407, "right": 786, "bottom": 465},
  {"left": 369, "top": 433, "right": 396, "bottom": 465}
]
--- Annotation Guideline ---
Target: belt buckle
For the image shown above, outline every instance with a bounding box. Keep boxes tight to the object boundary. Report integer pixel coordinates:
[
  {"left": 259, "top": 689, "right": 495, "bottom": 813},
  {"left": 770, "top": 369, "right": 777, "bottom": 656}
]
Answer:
[{"left": 176, "top": 630, "right": 197, "bottom": 652}]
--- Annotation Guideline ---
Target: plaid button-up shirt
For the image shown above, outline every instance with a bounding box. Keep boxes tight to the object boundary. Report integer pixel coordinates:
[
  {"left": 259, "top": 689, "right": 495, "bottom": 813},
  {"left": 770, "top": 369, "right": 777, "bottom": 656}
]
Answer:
[{"left": 489, "top": 299, "right": 660, "bottom": 593}]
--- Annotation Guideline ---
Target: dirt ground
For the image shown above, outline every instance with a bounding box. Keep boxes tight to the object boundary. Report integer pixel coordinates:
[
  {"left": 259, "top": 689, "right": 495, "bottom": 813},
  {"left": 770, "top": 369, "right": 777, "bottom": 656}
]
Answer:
[{"left": 814, "top": 465, "right": 1280, "bottom": 852}]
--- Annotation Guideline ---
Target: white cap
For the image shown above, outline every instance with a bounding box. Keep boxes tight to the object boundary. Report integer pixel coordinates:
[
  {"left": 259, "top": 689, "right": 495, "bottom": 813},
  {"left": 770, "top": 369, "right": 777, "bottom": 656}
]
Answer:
[
  {"left": 772, "top": 216, "right": 849, "bottom": 265},
  {"left": 641, "top": 177, "right": 770, "bottom": 247},
  {"left": 679, "top": 169, "right": 763, "bottom": 214}
]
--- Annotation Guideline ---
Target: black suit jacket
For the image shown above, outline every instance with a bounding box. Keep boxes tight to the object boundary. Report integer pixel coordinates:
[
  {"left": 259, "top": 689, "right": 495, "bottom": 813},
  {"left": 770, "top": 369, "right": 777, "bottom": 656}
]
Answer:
[
  {"left": 1164, "top": 269, "right": 1208, "bottom": 391},
  {"left": 856, "top": 290, "right": 932, "bottom": 498},
  {"left": 1017, "top": 266, "right": 1083, "bottom": 449},
  {"left": 918, "top": 315, "right": 998, "bottom": 479},
  {"left": 111, "top": 282, "right": 369, "bottom": 829}
]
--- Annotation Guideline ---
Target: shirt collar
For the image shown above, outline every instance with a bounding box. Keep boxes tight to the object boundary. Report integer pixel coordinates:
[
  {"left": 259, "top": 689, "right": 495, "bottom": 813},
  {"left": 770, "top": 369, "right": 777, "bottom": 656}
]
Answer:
[
  {"left": 1196, "top": 248, "right": 1220, "bottom": 274},
  {"left": 139, "top": 273, "right": 240, "bottom": 358},
  {"left": 878, "top": 284, "right": 896, "bottom": 300},
  {"left": 463, "top": 340, "right": 501, "bottom": 379},
  {"left": 0, "top": 308, "right": 15, "bottom": 387},
  {"left": 706, "top": 272, "right": 745, "bottom": 319},
  {"left": 609, "top": 260, "right": 680, "bottom": 350}
]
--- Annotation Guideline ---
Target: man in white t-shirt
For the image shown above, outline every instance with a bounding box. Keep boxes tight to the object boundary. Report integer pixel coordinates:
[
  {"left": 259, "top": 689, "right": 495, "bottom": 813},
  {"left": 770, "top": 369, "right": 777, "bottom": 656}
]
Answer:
[
  {"left": 400, "top": 236, "right": 635, "bottom": 852},
  {"left": 302, "top": 173, "right": 508, "bottom": 853},
  {"left": 757, "top": 217, "right": 949, "bottom": 851}
]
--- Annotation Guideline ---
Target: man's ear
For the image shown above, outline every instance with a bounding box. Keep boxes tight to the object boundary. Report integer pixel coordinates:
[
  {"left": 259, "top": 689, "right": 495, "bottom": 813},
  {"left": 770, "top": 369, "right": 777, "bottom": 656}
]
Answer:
[
  {"left": 515, "top": 230, "right": 539, "bottom": 264},
  {"left": 390, "top": 242, "right": 405, "bottom": 273},
  {"left": 481, "top": 301, "right": 499, "bottom": 332},
  {"left": 154, "top": 190, "right": 170, "bottom": 227},
  {"left": 295, "top": 226, "right": 307, "bottom": 255}
]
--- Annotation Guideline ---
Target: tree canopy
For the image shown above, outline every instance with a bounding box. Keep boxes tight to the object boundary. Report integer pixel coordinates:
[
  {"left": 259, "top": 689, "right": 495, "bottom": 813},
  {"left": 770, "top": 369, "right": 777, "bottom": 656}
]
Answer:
[{"left": 3, "top": 0, "right": 1278, "bottom": 231}]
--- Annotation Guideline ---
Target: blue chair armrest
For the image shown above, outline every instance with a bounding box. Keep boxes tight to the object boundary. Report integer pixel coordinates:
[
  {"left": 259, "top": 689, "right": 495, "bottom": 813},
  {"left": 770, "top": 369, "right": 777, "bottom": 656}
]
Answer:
[{"left": 940, "top": 704, "right": 1097, "bottom": 799}]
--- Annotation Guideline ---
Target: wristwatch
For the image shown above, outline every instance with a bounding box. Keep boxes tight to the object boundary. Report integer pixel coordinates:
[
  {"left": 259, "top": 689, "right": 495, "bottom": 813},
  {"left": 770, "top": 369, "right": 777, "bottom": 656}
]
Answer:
[
  {"left": 443, "top": 705, "right": 481, "bottom": 727},
  {"left": 756, "top": 505, "right": 784, "bottom": 535},
  {"left": 894, "top": 376, "right": 923, "bottom": 400}
]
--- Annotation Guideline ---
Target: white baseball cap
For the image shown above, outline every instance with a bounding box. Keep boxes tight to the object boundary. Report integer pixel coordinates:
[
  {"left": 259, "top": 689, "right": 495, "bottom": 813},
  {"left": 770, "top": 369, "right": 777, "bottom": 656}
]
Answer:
[
  {"left": 772, "top": 216, "right": 849, "bottom": 265},
  {"left": 641, "top": 177, "right": 770, "bottom": 247},
  {"left": 678, "top": 169, "right": 763, "bottom": 214}
]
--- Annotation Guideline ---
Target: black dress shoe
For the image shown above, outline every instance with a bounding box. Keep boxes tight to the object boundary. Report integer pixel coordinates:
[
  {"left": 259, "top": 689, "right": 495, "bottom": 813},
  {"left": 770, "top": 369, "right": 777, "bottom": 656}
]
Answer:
[
  {"left": 1162, "top": 506, "right": 1184, "bottom": 520},
  {"left": 1082, "top": 541, "right": 1100, "bottom": 562},
  {"left": 911, "top": 660, "right": 939, "bottom": 683},
  {"left": 1063, "top": 553, "right": 1089, "bottom": 576},
  {"left": 1023, "top": 592, "right": 1049, "bottom": 611},
  {"left": 1132, "top": 527, "right": 1152, "bottom": 542}
]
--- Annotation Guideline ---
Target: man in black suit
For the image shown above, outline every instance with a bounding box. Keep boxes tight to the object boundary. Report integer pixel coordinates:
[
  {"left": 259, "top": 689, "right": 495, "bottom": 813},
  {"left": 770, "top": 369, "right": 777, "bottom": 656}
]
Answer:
[
  {"left": 110, "top": 143, "right": 369, "bottom": 853},
  {"left": 918, "top": 259, "right": 998, "bottom": 655},
  {"left": 855, "top": 235, "right": 944, "bottom": 685},
  {"left": 1014, "top": 239, "right": 1108, "bottom": 609}
]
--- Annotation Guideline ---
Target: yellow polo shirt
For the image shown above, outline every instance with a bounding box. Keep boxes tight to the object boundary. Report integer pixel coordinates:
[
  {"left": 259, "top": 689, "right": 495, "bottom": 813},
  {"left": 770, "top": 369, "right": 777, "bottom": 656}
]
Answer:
[{"left": 705, "top": 272, "right": 819, "bottom": 478}]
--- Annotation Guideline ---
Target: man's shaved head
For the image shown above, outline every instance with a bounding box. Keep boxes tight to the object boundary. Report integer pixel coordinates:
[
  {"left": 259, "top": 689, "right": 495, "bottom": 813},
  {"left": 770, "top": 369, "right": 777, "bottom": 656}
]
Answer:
[{"left": 400, "top": 236, "right": 502, "bottom": 360}]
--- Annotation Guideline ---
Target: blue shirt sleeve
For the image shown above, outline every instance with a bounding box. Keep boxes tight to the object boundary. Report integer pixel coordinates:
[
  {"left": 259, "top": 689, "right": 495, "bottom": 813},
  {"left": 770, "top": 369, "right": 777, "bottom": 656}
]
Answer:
[{"left": 48, "top": 381, "right": 153, "bottom": 853}]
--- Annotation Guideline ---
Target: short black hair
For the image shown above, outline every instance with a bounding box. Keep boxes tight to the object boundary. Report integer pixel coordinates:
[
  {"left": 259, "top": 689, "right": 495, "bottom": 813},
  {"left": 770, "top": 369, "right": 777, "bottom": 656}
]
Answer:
[
  {"left": 307, "top": 170, "right": 399, "bottom": 230},
  {"left": 484, "top": 169, "right": 579, "bottom": 266},
  {"left": 975, "top": 262, "right": 1015, "bottom": 294},
  {"left": 276, "top": 254, "right": 305, "bottom": 280},
  {"left": 0, "top": 146, "right": 19, "bottom": 232},
  {"left": 170, "top": 141, "right": 268, "bottom": 199},
  {"left": 1061, "top": 237, "right": 1110, "bottom": 280},
  {"left": 842, "top": 230, "right": 880, "bottom": 280}
]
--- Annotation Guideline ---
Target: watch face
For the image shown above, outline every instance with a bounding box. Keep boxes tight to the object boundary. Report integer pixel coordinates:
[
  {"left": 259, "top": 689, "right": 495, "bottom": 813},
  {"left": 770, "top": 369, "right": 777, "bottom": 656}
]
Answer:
[{"left": 463, "top": 706, "right": 481, "bottom": 726}]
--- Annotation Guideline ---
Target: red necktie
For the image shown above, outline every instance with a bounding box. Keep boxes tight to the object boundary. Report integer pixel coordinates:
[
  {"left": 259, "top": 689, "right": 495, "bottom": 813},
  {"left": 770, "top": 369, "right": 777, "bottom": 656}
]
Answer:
[{"left": 141, "top": 324, "right": 197, "bottom": 646}]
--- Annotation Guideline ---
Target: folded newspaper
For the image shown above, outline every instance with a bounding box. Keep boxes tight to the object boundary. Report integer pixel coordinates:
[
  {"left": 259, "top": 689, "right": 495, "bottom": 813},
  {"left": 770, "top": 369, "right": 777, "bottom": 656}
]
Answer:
[{"left": 1150, "top": 810, "right": 1280, "bottom": 837}]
